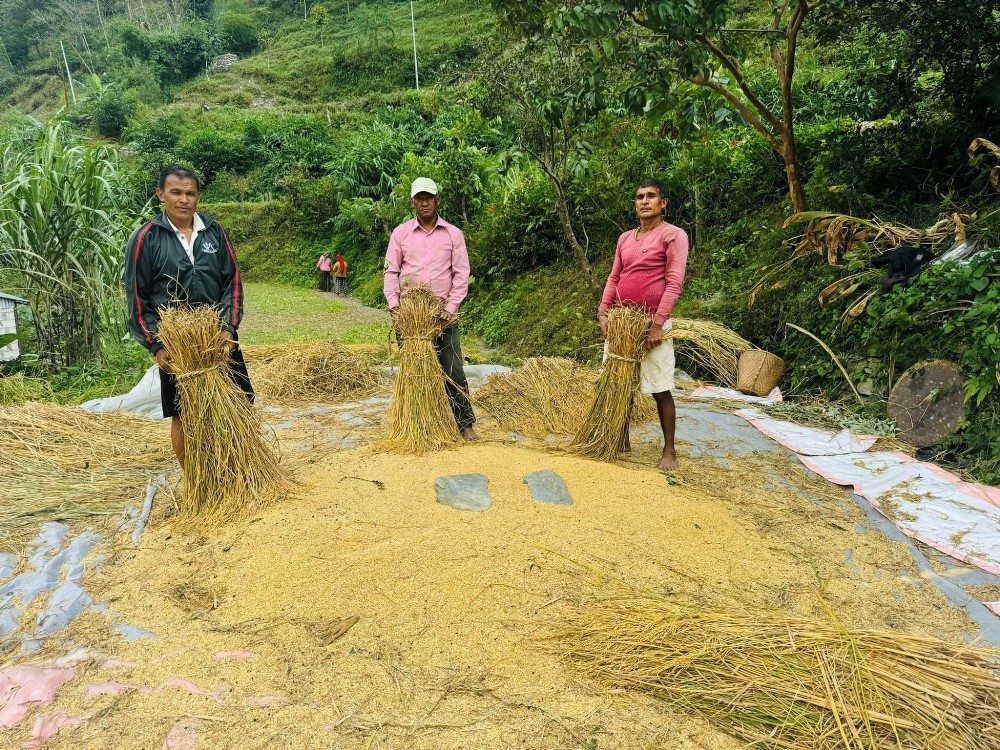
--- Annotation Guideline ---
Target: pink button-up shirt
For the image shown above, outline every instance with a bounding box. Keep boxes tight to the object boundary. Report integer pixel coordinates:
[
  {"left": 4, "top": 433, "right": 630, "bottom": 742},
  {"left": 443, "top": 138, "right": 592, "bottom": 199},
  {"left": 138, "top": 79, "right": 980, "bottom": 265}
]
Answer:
[
  {"left": 599, "top": 222, "right": 689, "bottom": 326},
  {"left": 383, "top": 216, "right": 470, "bottom": 315}
]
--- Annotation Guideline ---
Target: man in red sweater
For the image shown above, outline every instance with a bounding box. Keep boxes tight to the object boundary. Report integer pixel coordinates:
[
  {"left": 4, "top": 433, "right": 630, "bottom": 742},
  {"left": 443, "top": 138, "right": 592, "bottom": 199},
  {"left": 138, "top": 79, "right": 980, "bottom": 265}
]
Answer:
[{"left": 598, "top": 179, "right": 689, "bottom": 471}]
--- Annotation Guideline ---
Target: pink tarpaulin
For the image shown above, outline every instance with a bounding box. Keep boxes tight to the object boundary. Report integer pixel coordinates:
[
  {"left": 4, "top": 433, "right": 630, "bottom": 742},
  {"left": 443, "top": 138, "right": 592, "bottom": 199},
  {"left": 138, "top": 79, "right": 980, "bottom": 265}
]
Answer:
[
  {"left": 799, "top": 451, "right": 1000, "bottom": 578},
  {"left": 23, "top": 711, "right": 89, "bottom": 748},
  {"left": 0, "top": 666, "right": 76, "bottom": 729}
]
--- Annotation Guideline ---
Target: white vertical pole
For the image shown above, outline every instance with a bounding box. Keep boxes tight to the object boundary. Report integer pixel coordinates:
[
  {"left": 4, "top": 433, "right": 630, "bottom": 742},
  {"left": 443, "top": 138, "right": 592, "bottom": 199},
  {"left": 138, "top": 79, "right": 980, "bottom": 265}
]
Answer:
[
  {"left": 410, "top": 0, "right": 419, "bottom": 91},
  {"left": 60, "top": 41, "right": 77, "bottom": 105}
]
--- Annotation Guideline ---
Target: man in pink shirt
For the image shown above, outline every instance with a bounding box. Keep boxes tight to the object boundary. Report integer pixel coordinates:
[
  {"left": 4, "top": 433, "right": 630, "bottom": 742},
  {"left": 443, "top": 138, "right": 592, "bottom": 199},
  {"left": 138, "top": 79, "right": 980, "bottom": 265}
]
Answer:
[
  {"left": 384, "top": 177, "right": 478, "bottom": 440},
  {"left": 598, "top": 179, "right": 689, "bottom": 471}
]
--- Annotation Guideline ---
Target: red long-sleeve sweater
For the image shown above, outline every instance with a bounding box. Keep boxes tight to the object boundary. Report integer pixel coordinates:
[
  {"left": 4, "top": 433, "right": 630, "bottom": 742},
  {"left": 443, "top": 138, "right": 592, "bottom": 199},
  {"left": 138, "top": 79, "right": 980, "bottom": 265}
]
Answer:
[{"left": 599, "top": 222, "right": 689, "bottom": 326}]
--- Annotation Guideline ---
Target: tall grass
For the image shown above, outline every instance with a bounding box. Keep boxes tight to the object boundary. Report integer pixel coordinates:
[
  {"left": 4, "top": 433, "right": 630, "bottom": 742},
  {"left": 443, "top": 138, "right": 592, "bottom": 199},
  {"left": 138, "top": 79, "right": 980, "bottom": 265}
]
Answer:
[{"left": 0, "top": 122, "right": 145, "bottom": 366}]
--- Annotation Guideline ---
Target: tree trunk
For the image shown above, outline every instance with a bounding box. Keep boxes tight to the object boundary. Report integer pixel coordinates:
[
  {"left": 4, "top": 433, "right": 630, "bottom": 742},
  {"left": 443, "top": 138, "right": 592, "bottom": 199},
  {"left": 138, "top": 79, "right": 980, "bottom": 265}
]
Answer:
[
  {"left": 781, "top": 124, "right": 806, "bottom": 214},
  {"left": 552, "top": 182, "right": 598, "bottom": 301}
]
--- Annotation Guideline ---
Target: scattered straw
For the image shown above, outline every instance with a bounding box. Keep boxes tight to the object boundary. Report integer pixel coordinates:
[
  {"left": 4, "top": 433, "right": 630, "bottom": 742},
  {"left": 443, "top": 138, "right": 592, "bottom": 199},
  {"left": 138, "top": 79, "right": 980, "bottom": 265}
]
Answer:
[
  {"left": 0, "top": 402, "right": 174, "bottom": 547},
  {"left": 156, "top": 306, "right": 293, "bottom": 526},
  {"left": 250, "top": 341, "right": 385, "bottom": 405},
  {"left": 0, "top": 372, "right": 52, "bottom": 406},
  {"left": 667, "top": 318, "right": 751, "bottom": 388},
  {"left": 476, "top": 357, "right": 657, "bottom": 439},
  {"left": 554, "top": 596, "right": 1000, "bottom": 750},
  {"left": 571, "top": 307, "right": 650, "bottom": 460},
  {"left": 376, "top": 287, "right": 461, "bottom": 454}
]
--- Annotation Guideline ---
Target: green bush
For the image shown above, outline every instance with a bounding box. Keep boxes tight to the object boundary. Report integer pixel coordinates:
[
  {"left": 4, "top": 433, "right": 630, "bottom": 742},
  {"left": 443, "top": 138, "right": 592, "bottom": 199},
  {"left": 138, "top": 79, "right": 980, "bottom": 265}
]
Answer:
[
  {"left": 220, "top": 12, "right": 260, "bottom": 56},
  {"left": 861, "top": 248, "right": 1000, "bottom": 482},
  {"left": 92, "top": 89, "right": 135, "bottom": 139}
]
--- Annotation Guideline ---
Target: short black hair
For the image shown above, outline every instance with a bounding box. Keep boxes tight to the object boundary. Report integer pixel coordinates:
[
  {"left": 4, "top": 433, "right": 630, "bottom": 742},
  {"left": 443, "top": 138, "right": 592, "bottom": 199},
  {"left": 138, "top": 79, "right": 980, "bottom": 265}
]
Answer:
[
  {"left": 159, "top": 165, "right": 200, "bottom": 191},
  {"left": 637, "top": 178, "right": 667, "bottom": 199}
]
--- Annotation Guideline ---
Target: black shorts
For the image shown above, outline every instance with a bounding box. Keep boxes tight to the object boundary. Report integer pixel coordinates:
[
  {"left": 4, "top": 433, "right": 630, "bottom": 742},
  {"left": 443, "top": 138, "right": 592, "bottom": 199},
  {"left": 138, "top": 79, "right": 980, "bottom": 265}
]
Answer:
[{"left": 160, "top": 344, "right": 254, "bottom": 418}]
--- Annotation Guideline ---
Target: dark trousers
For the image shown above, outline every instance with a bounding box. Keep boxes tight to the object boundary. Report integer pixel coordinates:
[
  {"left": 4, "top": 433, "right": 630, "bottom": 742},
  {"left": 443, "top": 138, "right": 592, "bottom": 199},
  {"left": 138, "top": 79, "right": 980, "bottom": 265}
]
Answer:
[
  {"left": 319, "top": 271, "right": 331, "bottom": 292},
  {"left": 435, "top": 325, "right": 476, "bottom": 431}
]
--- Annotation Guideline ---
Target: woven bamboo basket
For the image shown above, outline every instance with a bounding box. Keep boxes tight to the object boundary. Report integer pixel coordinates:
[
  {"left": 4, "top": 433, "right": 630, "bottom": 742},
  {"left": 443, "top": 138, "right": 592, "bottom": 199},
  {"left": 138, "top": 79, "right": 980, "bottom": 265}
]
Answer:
[{"left": 736, "top": 349, "right": 785, "bottom": 397}]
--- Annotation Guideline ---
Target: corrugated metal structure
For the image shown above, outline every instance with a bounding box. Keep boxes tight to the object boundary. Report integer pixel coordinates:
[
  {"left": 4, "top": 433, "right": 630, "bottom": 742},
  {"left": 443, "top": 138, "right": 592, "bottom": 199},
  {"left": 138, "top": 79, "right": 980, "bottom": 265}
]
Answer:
[{"left": 0, "top": 293, "right": 28, "bottom": 362}]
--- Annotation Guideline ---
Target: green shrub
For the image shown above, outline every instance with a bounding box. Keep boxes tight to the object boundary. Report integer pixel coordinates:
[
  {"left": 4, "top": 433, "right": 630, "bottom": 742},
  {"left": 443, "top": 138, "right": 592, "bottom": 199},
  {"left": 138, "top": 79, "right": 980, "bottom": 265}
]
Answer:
[
  {"left": 220, "top": 12, "right": 260, "bottom": 56},
  {"left": 861, "top": 248, "right": 1000, "bottom": 482},
  {"left": 92, "top": 89, "right": 135, "bottom": 139}
]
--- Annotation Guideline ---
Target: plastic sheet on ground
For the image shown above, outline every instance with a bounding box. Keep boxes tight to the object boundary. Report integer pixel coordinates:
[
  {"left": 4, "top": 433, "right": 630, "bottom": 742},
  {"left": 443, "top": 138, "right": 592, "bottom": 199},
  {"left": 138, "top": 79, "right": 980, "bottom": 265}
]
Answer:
[
  {"left": 80, "top": 365, "right": 163, "bottom": 418},
  {"left": 690, "top": 385, "right": 783, "bottom": 405},
  {"left": 736, "top": 408, "right": 878, "bottom": 455},
  {"left": 799, "top": 451, "right": 1000, "bottom": 577},
  {"left": 731, "top": 409, "right": 1000, "bottom": 580}
]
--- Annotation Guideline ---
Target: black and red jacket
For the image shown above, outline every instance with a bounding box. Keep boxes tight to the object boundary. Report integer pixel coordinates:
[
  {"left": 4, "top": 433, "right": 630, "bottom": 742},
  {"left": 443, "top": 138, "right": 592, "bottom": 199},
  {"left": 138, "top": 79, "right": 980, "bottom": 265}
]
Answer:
[{"left": 124, "top": 212, "right": 243, "bottom": 354}]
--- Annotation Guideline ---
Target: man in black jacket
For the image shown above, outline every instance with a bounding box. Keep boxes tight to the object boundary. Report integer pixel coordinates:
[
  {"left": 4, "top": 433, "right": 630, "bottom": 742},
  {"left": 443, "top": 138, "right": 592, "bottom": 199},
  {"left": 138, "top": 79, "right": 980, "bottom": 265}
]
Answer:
[{"left": 124, "top": 165, "right": 253, "bottom": 466}]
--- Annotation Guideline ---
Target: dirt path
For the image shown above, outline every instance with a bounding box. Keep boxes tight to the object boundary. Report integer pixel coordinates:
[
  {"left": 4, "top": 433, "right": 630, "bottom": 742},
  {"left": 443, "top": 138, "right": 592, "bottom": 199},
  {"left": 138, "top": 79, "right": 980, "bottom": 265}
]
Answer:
[{"left": 238, "top": 283, "right": 391, "bottom": 346}]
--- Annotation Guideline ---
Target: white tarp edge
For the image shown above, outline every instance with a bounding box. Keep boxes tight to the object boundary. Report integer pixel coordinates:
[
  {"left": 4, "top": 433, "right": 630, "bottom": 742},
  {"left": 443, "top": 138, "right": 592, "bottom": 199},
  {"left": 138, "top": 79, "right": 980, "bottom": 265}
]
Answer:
[{"left": 80, "top": 365, "right": 163, "bottom": 419}]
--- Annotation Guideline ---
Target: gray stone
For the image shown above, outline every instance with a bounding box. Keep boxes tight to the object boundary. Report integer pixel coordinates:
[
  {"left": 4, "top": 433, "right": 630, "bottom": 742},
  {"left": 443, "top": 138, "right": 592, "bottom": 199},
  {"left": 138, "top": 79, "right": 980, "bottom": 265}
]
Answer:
[
  {"left": 524, "top": 470, "right": 573, "bottom": 506},
  {"left": 435, "top": 474, "right": 492, "bottom": 512}
]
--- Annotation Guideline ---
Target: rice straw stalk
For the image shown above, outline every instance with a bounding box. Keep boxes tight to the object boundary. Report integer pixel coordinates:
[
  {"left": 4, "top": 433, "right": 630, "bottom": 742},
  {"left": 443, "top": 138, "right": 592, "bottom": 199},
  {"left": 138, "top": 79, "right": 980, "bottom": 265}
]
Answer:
[
  {"left": 252, "top": 340, "right": 385, "bottom": 405},
  {"left": 553, "top": 596, "right": 1000, "bottom": 750},
  {"left": 157, "top": 306, "right": 292, "bottom": 526},
  {"left": 666, "top": 318, "right": 752, "bottom": 387},
  {"left": 476, "top": 357, "right": 658, "bottom": 439},
  {"left": 571, "top": 307, "right": 650, "bottom": 460},
  {"left": 376, "top": 286, "right": 461, "bottom": 454}
]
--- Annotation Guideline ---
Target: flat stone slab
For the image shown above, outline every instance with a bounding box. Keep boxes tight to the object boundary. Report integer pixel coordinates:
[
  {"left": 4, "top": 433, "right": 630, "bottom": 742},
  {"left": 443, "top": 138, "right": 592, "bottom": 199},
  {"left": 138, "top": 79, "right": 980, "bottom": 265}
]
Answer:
[
  {"left": 435, "top": 474, "right": 492, "bottom": 512},
  {"left": 524, "top": 470, "right": 573, "bottom": 506}
]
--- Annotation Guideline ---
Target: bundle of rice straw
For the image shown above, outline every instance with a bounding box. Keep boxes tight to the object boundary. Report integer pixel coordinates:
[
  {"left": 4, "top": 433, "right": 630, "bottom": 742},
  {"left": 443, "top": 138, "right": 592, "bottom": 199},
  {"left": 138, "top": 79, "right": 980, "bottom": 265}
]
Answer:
[
  {"left": 0, "top": 402, "right": 174, "bottom": 546},
  {"left": 376, "top": 286, "right": 461, "bottom": 454},
  {"left": 157, "top": 306, "right": 292, "bottom": 526},
  {"left": 251, "top": 341, "right": 385, "bottom": 405},
  {"left": 667, "top": 318, "right": 752, "bottom": 387},
  {"left": 554, "top": 597, "right": 1000, "bottom": 750},
  {"left": 570, "top": 306, "right": 650, "bottom": 460},
  {"left": 476, "top": 357, "right": 657, "bottom": 439}
]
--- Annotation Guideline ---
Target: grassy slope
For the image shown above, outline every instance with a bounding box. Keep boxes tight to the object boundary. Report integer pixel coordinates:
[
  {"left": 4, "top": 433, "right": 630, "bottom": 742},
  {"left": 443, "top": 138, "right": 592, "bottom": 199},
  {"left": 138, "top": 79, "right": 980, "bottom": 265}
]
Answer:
[{"left": 239, "top": 282, "right": 390, "bottom": 345}]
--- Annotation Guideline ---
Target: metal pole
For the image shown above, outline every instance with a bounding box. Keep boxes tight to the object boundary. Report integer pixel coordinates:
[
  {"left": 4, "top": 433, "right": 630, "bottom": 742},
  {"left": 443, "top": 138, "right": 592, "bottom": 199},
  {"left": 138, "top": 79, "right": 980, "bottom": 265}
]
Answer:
[
  {"left": 410, "top": 0, "right": 419, "bottom": 91},
  {"left": 60, "top": 41, "right": 77, "bottom": 105}
]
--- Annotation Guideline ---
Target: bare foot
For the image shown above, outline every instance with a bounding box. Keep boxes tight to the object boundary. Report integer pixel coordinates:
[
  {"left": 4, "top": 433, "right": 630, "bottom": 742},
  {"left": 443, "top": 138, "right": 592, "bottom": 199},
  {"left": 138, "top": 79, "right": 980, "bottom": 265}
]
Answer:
[
  {"left": 656, "top": 447, "right": 677, "bottom": 472},
  {"left": 462, "top": 427, "right": 480, "bottom": 442}
]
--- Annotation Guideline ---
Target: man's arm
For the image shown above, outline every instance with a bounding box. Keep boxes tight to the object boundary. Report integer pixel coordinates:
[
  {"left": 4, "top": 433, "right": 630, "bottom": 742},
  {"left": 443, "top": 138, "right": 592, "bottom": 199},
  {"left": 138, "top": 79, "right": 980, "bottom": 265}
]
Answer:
[
  {"left": 218, "top": 225, "right": 244, "bottom": 334},
  {"left": 124, "top": 222, "right": 161, "bottom": 354},
  {"left": 383, "top": 228, "right": 403, "bottom": 310},
  {"left": 651, "top": 228, "right": 689, "bottom": 326},
  {"left": 445, "top": 229, "right": 470, "bottom": 316}
]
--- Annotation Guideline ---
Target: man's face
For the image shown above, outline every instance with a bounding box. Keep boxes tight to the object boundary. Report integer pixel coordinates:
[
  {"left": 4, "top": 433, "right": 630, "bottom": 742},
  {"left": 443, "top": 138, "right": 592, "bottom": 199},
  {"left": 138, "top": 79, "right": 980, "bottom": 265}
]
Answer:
[
  {"left": 157, "top": 175, "right": 200, "bottom": 226},
  {"left": 635, "top": 186, "right": 667, "bottom": 221},
  {"left": 412, "top": 192, "right": 440, "bottom": 222}
]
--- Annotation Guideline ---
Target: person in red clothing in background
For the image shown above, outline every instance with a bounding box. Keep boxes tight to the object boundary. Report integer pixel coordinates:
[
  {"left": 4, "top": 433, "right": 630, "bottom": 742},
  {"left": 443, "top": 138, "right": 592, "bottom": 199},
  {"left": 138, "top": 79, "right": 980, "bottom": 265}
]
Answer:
[{"left": 598, "top": 179, "right": 689, "bottom": 471}]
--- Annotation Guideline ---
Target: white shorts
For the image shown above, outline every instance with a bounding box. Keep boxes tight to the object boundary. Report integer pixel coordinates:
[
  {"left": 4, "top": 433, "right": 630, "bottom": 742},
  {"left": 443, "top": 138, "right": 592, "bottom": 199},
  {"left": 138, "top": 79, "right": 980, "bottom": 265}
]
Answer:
[{"left": 603, "top": 319, "right": 675, "bottom": 395}]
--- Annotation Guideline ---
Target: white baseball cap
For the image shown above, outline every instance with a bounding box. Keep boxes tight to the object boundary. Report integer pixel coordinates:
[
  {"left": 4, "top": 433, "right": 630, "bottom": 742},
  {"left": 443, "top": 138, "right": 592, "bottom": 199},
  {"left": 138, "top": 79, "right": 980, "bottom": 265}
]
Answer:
[{"left": 410, "top": 177, "right": 439, "bottom": 198}]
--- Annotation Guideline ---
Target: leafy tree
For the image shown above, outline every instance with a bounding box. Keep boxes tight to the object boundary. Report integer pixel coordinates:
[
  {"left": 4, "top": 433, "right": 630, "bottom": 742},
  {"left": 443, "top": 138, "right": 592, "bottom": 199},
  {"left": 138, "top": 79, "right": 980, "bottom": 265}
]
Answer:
[
  {"left": 479, "top": 39, "right": 606, "bottom": 297},
  {"left": 821, "top": 0, "right": 1000, "bottom": 134},
  {"left": 190, "top": 0, "right": 214, "bottom": 20},
  {"left": 312, "top": 3, "right": 329, "bottom": 46},
  {"left": 492, "top": 0, "right": 827, "bottom": 213}
]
